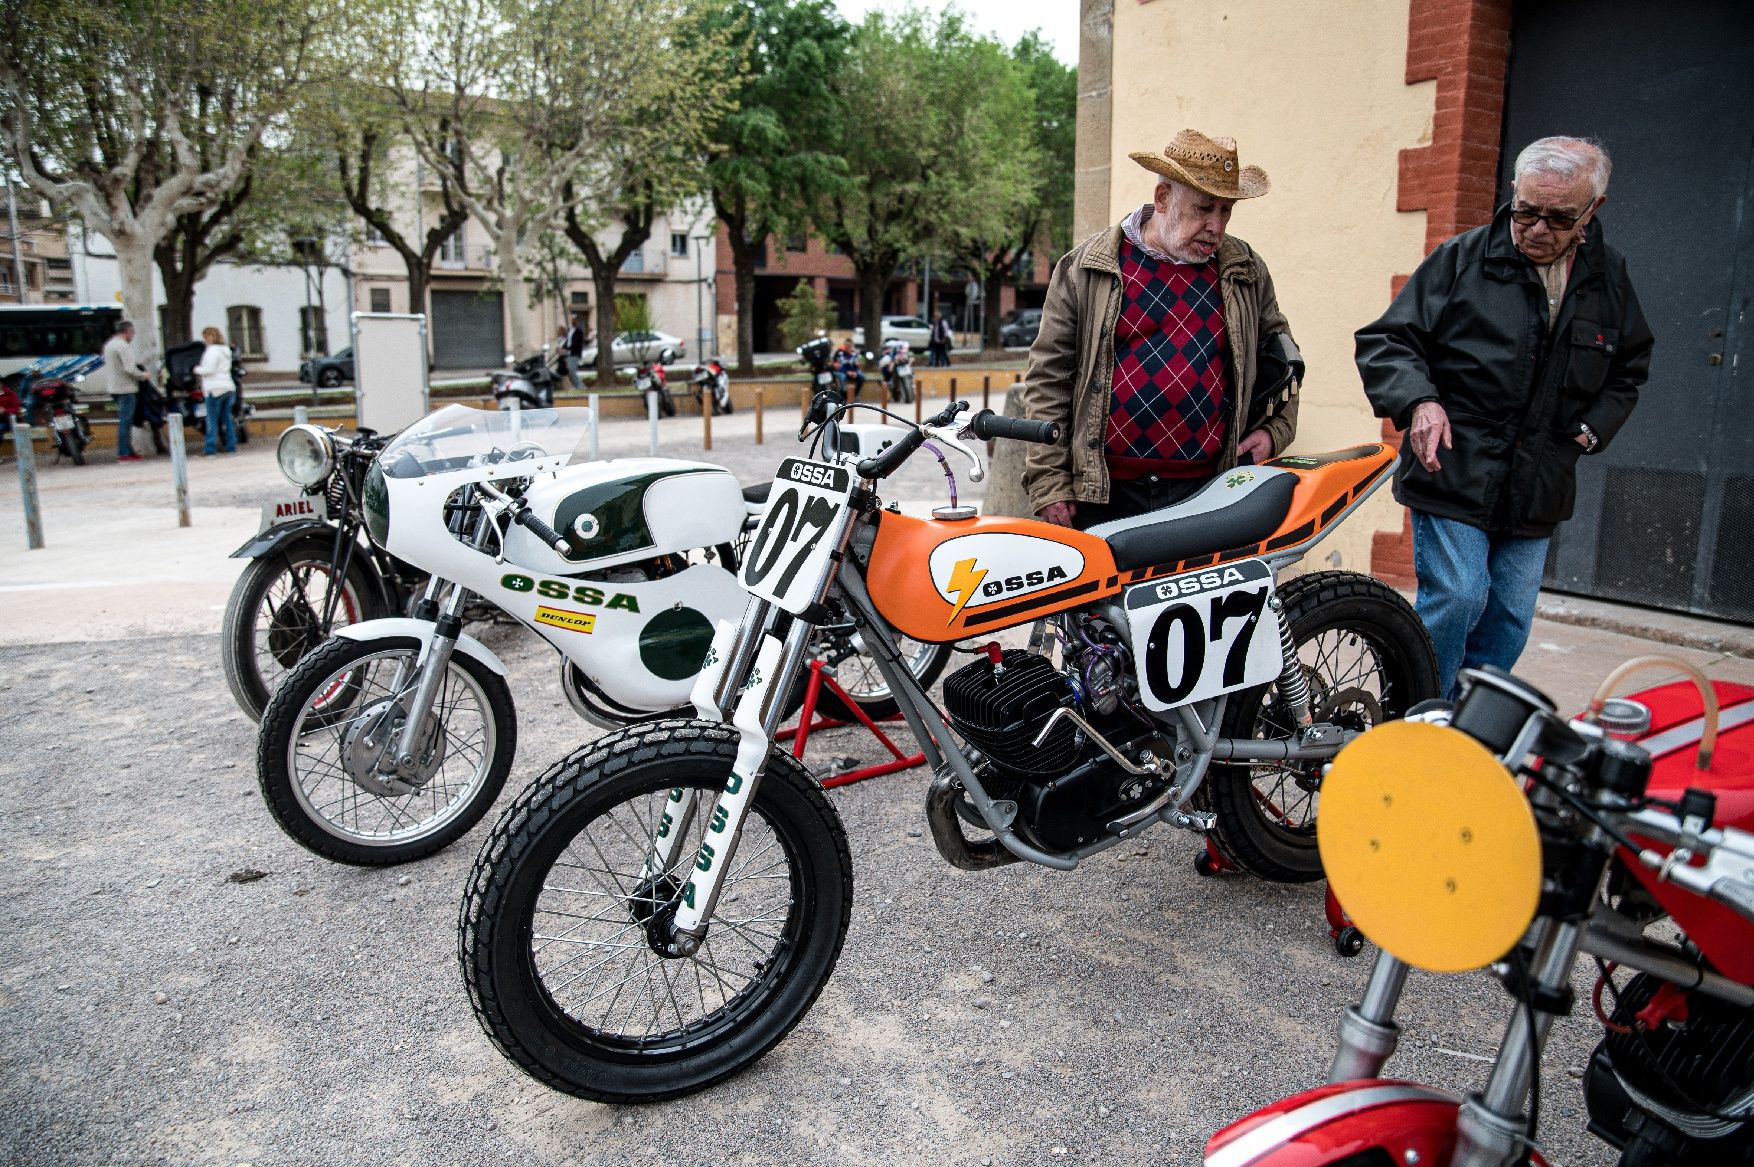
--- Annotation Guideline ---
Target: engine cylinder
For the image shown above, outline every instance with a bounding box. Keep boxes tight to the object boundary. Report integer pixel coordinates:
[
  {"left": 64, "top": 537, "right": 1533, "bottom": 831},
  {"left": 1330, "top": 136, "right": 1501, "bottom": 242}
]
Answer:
[{"left": 943, "top": 649, "right": 1079, "bottom": 778}]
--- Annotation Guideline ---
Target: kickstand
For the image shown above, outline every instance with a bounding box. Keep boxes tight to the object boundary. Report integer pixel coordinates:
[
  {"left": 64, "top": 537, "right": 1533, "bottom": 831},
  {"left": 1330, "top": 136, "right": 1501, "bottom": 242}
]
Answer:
[{"left": 775, "top": 658, "right": 926, "bottom": 789}]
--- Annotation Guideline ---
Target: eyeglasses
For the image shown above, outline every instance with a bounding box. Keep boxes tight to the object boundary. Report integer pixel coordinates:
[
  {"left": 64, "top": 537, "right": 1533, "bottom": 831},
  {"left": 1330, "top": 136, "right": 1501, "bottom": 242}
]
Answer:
[{"left": 1510, "top": 204, "right": 1590, "bottom": 231}]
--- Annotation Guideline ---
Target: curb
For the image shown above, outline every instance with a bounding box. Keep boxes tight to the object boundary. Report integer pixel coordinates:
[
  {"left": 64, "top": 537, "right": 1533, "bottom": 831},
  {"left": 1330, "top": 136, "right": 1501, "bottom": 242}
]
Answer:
[{"left": 1536, "top": 595, "right": 1754, "bottom": 659}]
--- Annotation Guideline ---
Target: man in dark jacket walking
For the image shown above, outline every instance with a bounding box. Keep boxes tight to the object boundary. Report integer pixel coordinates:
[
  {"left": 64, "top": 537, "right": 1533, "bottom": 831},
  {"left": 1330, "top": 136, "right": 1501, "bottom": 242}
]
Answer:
[{"left": 1358, "top": 136, "right": 1653, "bottom": 697}]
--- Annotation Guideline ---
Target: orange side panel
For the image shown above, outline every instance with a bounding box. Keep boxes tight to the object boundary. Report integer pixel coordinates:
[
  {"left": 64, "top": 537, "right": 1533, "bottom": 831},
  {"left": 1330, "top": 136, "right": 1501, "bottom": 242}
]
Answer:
[{"left": 865, "top": 512, "right": 1122, "bottom": 643}]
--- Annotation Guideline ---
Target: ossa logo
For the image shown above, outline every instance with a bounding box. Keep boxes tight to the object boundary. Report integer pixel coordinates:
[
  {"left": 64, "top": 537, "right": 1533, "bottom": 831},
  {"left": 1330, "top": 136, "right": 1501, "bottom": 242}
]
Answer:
[
  {"left": 1155, "top": 565, "right": 1249, "bottom": 600},
  {"left": 500, "top": 573, "right": 641, "bottom": 612},
  {"left": 944, "top": 557, "right": 1071, "bottom": 624},
  {"left": 1225, "top": 470, "right": 1256, "bottom": 489},
  {"left": 786, "top": 461, "right": 843, "bottom": 488}
]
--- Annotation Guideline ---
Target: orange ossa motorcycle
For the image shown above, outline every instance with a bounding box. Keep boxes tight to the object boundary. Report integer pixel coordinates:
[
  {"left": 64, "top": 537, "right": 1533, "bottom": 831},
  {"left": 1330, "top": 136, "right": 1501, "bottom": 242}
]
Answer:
[{"left": 459, "top": 392, "right": 1439, "bottom": 1102}]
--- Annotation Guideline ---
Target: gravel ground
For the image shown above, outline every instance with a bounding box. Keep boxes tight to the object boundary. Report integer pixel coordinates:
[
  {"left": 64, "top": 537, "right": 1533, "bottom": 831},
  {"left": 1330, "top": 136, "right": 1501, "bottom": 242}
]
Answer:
[{"left": 2, "top": 399, "right": 1708, "bottom": 1166}]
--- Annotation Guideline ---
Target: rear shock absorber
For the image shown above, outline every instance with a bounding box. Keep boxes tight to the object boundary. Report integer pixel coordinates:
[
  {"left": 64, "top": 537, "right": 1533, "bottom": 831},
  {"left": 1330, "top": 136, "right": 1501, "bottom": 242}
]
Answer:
[{"left": 1271, "top": 595, "right": 1314, "bottom": 726}]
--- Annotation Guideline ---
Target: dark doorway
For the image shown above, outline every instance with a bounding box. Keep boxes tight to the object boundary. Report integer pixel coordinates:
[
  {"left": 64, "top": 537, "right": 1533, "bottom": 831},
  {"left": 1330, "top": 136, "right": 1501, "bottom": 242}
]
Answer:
[
  {"left": 1502, "top": 0, "right": 1754, "bottom": 621},
  {"left": 430, "top": 288, "right": 506, "bottom": 369},
  {"left": 752, "top": 276, "right": 801, "bottom": 352}
]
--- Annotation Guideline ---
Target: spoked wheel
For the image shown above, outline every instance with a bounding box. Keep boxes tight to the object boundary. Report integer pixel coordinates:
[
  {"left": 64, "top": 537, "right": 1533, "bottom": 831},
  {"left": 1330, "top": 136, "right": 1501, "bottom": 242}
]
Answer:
[
  {"left": 459, "top": 721, "right": 852, "bottom": 1103},
  {"left": 222, "top": 542, "right": 379, "bottom": 720},
  {"left": 1196, "top": 571, "right": 1437, "bottom": 883},
  {"left": 257, "top": 635, "right": 515, "bottom": 865},
  {"left": 804, "top": 625, "right": 951, "bottom": 722}
]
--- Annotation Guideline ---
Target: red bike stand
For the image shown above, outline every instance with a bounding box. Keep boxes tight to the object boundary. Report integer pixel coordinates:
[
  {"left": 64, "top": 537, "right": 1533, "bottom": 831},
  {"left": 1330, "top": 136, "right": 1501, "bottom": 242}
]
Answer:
[
  {"left": 1193, "top": 839, "right": 1366, "bottom": 957},
  {"left": 776, "top": 659, "right": 926, "bottom": 790}
]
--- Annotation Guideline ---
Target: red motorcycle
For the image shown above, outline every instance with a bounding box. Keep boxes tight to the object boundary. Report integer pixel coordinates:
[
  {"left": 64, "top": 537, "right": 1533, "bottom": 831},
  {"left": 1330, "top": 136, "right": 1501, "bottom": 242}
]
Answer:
[
  {"left": 688, "top": 358, "right": 733, "bottom": 415},
  {"left": 1206, "top": 661, "right": 1754, "bottom": 1167},
  {"left": 4, "top": 371, "right": 93, "bottom": 464}
]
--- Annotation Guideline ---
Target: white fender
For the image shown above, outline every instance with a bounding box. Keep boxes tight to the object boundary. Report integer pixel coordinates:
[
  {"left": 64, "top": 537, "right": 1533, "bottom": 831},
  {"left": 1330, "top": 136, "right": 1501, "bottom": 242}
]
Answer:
[{"left": 333, "top": 617, "right": 509, "bottom": 677}]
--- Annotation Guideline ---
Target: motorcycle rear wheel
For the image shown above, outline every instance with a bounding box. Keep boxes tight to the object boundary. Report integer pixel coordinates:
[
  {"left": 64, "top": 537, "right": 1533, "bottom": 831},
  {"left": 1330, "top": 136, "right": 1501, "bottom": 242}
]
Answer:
[
  {"left": 222, "top": 541, "right": 382, "bottom": 720},
  {"left": 459, "top": 720, "right": 852, "bottom": 1103},
  {"left": 1196, "top": 571, "right": 1437, "bottom": 883},
  {"left": 257, "top": 635, "right": 516, "bottom": 865}
]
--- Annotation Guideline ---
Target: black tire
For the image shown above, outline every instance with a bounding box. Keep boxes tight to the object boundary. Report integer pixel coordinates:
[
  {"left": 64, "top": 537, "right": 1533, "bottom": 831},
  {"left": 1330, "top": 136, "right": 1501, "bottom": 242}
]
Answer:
[
  {"left": 222, "top": 540, "right": 384, "bottom": 720},
  {"left": 806, "top": 630, "right": 951, "bottom": 723},
  {"left": 662, "top": 393, "right": 676, "bottom": 418},
  {"left": 1196, "top": 571, "right": 1438, "bottom": 883},
  {"left": 63, "top": 429, "right": 85, "bottom": 465},
  {"left": 318, "top": 368, "right": 343, "bottom": 388},
  {"left": 459, "top": 720, "right": 852, "bottom": 1103},
  {"left": 257, "top": 635, "right": 516, "bottom": 865}
]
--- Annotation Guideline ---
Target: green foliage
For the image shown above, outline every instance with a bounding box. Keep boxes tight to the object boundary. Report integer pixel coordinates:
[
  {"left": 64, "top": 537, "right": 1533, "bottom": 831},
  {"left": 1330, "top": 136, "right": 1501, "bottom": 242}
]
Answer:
[
  {"left": 775, "top": 281, "right": 832, "bottom": 350},
  {"left": 614, "top": 294, "right": 653, "bottom": 334}
]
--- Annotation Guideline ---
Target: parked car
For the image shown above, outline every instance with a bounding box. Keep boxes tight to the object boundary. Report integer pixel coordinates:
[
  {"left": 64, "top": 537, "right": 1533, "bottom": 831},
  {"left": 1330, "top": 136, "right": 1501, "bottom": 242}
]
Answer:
[
  {"left": 851, "top": 315, "right": 934, "bottom": 349},
  {"left": 579, "top": 330, "right": 684, "bottom": 366},
  {"left": 999, "top": 307, "right": 1043, "bottom": 348},
  {"left": 299, "top": 348, "right": 354, "bottom": 388}
]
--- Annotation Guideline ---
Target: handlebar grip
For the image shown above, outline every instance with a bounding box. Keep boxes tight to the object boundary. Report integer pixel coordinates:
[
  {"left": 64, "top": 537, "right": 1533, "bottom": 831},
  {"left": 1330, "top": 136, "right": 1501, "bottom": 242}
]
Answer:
[
  {"left": 855, "top": 426, "right": 927, "bottom": 480},
  {"left": 515, "top": 507, "right": 570, "bottom": 554},
  {"left": 968, "top": 409, "right": 1060, "bottom": 445}
]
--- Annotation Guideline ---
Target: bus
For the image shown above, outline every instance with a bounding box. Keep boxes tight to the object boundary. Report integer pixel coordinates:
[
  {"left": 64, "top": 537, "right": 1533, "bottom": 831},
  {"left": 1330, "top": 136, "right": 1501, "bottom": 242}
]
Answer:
[{"left": 0, "top": 303, "right": 122, "bottom": 392}]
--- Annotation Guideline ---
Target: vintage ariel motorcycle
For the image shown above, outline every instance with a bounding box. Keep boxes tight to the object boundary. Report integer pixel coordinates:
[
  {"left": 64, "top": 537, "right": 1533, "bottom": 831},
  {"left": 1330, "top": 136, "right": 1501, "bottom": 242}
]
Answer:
[
  {"left": 457, "top": 390, "right": 1437, "bottom": 1102},
  {"left": 256, "top": 404, "right": 946, "bottom": 866},
  {"left": 1204, "top": 663, "right": 1754, "bottom": 1167}
]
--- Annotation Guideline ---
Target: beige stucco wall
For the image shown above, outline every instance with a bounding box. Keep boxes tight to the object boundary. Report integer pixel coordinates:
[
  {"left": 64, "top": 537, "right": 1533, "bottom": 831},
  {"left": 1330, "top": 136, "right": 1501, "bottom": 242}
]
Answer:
[{"left": 1101, "top": 0, "right": 1432, "bottom": 573}]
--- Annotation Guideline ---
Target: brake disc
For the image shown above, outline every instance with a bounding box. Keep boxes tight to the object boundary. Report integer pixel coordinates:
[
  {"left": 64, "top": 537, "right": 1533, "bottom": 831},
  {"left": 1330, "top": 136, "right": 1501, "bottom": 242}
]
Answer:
[{"left": 339, "top": 698, "right": 448, "bottom": 797}]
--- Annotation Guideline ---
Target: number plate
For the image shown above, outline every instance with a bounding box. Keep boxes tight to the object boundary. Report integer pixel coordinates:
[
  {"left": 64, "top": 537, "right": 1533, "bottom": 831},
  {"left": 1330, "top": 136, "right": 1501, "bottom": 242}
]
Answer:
[
  {"left": 193, "top": 402, "right": 207, "bottom": 418},
  {"left": 815, "top": 371, "right": 834, "bottom": 385},
  {"left": 50, "top": 414, "right": 74, "bottom": 432},
  {"left": 741, "top": 457, "right": 853, "bottom": 614},
  {"left": 257, "top": 494, "right": 328, "bottom": 534},
  {"left": 1124, "top": 559, "right": 1284, "bottom": 712}
]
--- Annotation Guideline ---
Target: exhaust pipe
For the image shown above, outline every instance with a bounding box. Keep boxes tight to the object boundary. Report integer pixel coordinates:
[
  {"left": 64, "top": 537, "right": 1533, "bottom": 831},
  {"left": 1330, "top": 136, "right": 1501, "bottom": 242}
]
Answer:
[{"left": 925, "top": 770, "right": 1019, "bottom": 871}]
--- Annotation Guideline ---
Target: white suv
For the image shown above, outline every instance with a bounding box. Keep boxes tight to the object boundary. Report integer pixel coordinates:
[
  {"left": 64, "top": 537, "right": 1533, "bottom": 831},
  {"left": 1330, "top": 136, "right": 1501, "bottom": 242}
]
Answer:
[{"left": 851, "top": 315, "right": 935, "bottom": 349}]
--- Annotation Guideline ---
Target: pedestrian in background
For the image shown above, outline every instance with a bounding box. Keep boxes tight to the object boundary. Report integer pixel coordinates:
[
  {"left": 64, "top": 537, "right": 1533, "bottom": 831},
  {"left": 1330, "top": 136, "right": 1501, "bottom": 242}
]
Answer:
[
  {"left": 101, "top": 319, "right": 150, "bottom": 462},
  {"left": 929, "top": 311, "right": 953, "bottom": 367},
  {"left": 563, "top": 312, "right": 588, "bottom": 389},
  {"left": 195, "top": 325, "right": 237, "bottom": 456},
  {"left": 1357, "top": 136, "right": 1652, "bottom": 697}
]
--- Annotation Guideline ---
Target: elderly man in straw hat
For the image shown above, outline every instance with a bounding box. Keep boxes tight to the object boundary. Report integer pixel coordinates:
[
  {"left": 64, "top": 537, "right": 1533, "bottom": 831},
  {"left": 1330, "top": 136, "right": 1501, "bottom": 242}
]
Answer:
[{"left": 1021, "top": 129, "right": 1300, "bottom": 528}]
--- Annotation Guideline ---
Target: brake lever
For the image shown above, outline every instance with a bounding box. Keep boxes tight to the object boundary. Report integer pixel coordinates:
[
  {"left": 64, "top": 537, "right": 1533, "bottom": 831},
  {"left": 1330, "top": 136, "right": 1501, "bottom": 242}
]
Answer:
[{"left": 933, "top": 425, "right": 987, "bottom": 483}]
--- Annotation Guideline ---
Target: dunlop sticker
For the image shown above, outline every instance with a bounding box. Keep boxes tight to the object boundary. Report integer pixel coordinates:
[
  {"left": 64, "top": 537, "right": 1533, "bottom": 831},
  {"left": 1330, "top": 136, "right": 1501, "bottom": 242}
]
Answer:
[{"left": 534, "top": 606, "right": 596, "bottom": 634}]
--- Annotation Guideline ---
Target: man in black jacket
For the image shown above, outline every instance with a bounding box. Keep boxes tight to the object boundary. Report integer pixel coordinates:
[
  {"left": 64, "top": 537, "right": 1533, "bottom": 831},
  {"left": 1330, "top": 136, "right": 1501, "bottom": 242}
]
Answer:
[{"left": 1358, "top": 136, "right": 1653, "bottom": 697}]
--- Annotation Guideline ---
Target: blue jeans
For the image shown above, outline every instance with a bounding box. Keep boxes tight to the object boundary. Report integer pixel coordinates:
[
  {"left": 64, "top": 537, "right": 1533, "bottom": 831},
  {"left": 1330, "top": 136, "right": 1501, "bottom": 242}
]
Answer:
[
  {"left": 1411, "top": 510, "right": 1550, "bottom": 700},
  {"left": 114, "top": 392, "right": 136, "bottom": 457},
  {"left": 204, "top": 391, "right": 236, "bottom": 454}
]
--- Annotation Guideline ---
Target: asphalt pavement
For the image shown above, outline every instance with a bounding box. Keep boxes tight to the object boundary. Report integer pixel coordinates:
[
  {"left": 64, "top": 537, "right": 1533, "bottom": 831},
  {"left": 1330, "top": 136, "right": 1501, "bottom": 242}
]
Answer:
[{"left": 3, "top": 400, "right": 1751, "bottom": 1166}]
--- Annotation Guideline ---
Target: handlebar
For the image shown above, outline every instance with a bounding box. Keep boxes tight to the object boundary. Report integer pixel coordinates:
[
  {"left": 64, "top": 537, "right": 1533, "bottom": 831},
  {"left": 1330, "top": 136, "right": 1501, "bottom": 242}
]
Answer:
[
  {"left": 855, "top": 426, "right": 927, "bottom": 480},
  {"left": 967, "top": 409, "right": 1060, "bottom": 445},
  {"left": 515, "top": 507, "right": 570, "bottom": 555}
]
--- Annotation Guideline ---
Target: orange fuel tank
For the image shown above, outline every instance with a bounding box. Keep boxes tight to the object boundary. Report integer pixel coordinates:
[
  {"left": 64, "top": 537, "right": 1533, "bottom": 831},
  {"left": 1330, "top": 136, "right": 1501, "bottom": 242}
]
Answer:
[{"left": 864, "top": 512, "right": 1122, "bottom": 643}]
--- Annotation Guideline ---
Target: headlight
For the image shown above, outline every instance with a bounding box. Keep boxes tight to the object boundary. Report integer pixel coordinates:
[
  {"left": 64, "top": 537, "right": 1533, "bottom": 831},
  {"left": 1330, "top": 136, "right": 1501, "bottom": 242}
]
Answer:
[{"left": 277, "top": 424, "right": 334, "bottom": 488}]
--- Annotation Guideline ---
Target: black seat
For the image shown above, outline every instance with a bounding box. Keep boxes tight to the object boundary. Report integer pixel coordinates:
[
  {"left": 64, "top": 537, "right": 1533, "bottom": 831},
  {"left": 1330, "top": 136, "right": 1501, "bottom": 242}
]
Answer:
[
  {"left": 742, "top": 482, "right": 771, "bottom": 505},
  {"left": 1088, "top": 469, "right": 1298, "bottom": 571}
]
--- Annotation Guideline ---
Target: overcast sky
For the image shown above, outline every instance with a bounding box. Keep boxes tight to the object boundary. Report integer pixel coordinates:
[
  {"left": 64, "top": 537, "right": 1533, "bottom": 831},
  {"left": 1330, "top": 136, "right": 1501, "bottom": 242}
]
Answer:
[{"left": 832, "top": 0, "right": 1078, "bottom": 64}]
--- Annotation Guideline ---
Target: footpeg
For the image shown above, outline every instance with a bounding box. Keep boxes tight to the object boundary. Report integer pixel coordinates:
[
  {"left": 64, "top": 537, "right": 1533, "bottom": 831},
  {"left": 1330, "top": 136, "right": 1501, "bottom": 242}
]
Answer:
[{"left": 1169, "top": 809, "right": 1216, "bottom": 831}]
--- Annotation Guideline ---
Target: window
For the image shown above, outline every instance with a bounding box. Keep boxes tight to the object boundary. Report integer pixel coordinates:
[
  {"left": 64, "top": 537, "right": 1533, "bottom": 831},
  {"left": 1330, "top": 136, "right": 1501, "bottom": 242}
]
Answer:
[
  {"left": 439, "top": 226, "right": 465, "bottom": 265},
  {"left": 785, "top": 231, "right": 807, "bottom": 252},
  {"left": 569, "top": 290, "right": 590, "bottom": 311},
  {"left": 670, "top": 233, "right": 688, "bottom": 258},
  {"left": 620, "top": 249, "right": 645, "bottom": 274},
  {"left": 369, "top": 287, "right": 392, "bottom": 313},
  {"left": 227, "top": 306, "right": 264, "bottom": 358},
  {"left": 754, "top": 240, "right": 768, "bottom": 269},
  {"left": 300, "top": 306, "right": 328, "bottom": 356}
]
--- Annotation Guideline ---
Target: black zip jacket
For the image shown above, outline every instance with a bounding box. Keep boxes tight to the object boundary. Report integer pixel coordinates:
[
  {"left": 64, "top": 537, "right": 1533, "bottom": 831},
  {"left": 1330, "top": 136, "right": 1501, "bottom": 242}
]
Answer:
[{"left": 1356, "top": 204, "right": 1653, "bottom": 537}]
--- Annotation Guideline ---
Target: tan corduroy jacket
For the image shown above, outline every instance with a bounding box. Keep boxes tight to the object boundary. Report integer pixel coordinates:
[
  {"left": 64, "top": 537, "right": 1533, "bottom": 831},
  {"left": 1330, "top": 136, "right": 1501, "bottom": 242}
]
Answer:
[{"left": 1019, "top": 224, "right": 1299, "bottom": 514}]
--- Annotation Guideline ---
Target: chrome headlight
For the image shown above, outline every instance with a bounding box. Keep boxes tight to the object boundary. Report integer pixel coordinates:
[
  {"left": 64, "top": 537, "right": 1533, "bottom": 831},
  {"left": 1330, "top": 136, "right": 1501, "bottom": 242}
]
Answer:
[{"left": 277, "top": 424, "right": 334, "bottom": 488}]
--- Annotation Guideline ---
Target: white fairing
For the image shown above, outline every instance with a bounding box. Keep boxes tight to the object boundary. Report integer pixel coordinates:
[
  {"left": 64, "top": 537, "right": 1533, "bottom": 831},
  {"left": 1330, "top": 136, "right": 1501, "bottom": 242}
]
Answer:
[{"left": 501, "top": 459, "right": 746, "bottom": 576}]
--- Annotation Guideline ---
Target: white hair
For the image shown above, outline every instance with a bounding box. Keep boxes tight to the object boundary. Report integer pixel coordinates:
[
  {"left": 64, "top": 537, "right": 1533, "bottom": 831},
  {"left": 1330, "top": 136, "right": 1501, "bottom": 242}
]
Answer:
[{"left": 1513, "top": 136, "right": 1611, "bottom": 200}]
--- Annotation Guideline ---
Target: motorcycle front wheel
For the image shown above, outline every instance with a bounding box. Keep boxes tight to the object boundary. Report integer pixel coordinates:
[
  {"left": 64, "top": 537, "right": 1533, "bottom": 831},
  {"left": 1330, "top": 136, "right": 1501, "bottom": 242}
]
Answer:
[
  {"left": 221, "top": 542, "right": 382, "bottom": 720},
  {"left": 1195, "top": 571, "right": 1437, "bottom": 883},
  {"left": 257, "top": 635, "right": 516, "bottom": 865},
  {"left": 459, "top": 720, "right": 852, "bottom": 1103}
]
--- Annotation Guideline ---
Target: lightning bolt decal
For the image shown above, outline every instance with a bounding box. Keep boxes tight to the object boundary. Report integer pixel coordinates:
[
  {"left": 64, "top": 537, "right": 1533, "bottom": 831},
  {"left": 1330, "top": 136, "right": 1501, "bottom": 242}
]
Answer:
[{"left": 944, "top": 557, "right": 988, "bottom": 625}]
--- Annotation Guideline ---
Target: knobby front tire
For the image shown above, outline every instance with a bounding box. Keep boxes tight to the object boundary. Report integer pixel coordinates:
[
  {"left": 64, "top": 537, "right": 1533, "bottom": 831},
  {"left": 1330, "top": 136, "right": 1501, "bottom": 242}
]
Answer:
[{"left": 458, "top": 720, "right": 853, "bottom": 1103}]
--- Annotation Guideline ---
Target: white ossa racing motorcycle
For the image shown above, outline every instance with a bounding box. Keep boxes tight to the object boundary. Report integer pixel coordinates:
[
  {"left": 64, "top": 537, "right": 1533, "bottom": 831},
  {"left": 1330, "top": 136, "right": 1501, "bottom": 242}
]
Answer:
[{"left": 255, "top": 404, "right": 947, "bottom": 866}]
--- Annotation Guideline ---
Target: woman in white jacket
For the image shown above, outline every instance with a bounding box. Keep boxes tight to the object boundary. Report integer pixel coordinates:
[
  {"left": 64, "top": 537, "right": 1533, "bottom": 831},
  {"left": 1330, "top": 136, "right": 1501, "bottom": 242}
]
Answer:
[{"left": 195, "top": 326, "right": 237, "bottom": 455}]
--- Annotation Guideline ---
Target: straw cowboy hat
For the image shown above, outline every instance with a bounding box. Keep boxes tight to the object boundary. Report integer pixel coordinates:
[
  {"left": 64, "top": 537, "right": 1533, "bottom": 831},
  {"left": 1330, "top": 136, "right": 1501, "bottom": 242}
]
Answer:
[{"left": 1130, "top": 129, "right": 1270, "bottom": 199}]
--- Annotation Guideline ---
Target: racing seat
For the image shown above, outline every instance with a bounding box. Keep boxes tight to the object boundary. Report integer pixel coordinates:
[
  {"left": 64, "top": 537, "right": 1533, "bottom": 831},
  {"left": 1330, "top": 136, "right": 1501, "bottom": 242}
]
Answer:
[
  {"left": 742, "top": 481, "right": 771, "bottom": 517},
  {"left": 1086, "top": 468, "right": 1297, "bottom": 572}
]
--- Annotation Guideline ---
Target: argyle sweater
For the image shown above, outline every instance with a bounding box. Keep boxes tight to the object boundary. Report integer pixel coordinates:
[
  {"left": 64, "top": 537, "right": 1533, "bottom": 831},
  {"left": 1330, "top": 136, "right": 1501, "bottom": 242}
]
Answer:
[{"left": 1104, "top": 235, "right": 1230, "bottom": 479}]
